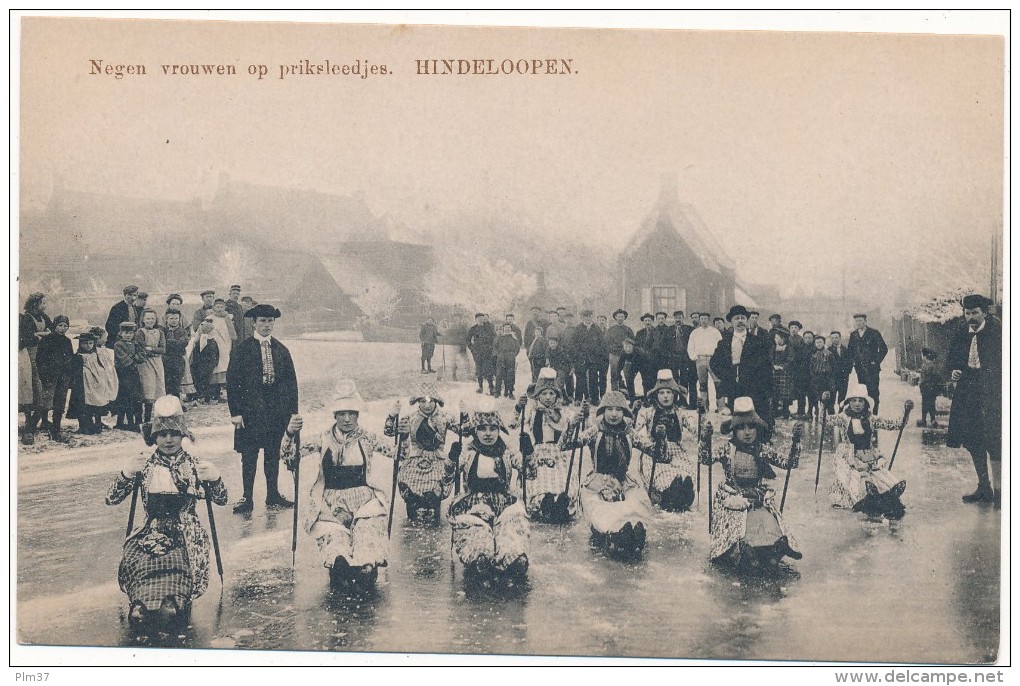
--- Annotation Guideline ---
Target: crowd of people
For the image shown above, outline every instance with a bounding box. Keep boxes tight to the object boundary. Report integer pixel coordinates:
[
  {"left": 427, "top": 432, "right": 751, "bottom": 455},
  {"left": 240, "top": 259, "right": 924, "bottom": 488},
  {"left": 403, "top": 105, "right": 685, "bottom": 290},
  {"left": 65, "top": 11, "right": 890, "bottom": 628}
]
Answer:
[
  {"left": 426, "top": 304, "right": 893, "bottom": 426},
  {"left": 16, "top": 283, "right": 1001, "bottom": 635}
]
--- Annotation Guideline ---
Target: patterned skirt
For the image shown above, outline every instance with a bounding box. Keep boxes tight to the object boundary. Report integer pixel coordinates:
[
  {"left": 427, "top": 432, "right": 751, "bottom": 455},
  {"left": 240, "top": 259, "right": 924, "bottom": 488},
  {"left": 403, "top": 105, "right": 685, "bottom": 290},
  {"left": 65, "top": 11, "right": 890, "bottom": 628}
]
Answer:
[
  {"left": 519, "top": 443, "right": 579, "bottom": 518},
  {"left": 637, "top": 442, "right": 696, "bottom": 494},
  {"left": 308, "top": 485, "right": 388, "bottom": 568},
  {"left": 580, "top": 473, "right": 653, "bottom": 535},
  {"left": 829, "top": 447, "right": 906, "bottom": 511},
  {"left": 709, "top": 485, "right": 799, "bottom": 561},
  {"left": 119, "top": 534, "right": 192, "bottom": 611},
  {"left": 397, "top": 451, "right": 456, "bottom": 500},
  {"left": 448, "top": 491, "right": 529, "bottom": 569}
]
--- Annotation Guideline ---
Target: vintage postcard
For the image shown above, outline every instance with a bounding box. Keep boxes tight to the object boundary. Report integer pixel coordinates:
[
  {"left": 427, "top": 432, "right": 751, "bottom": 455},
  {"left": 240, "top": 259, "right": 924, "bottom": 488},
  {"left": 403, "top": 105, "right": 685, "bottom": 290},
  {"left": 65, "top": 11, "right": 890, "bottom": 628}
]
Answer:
[{"left": 12, "top": 11, "right": 1007, "bottom": 670}]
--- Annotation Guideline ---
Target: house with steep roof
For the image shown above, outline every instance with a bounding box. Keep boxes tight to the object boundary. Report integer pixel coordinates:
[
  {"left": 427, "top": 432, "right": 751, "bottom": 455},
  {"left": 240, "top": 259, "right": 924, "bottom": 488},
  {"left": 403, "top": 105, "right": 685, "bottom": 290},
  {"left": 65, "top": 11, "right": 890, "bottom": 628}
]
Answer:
[{"left": 618, "top": 176, "right": 736, "bottom": 319}]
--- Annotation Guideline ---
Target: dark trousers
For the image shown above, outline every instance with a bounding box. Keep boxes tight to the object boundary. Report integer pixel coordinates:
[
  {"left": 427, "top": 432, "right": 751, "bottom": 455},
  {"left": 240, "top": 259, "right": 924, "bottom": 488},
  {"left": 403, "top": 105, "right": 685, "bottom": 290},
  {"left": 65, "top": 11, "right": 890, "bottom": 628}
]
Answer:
[
  {"left": 472, "top": 351, "right": 494, "bottom": 388},
  {"left": 421, "top": 342, "right": 435, "bottom": 370},
  {"left": 834, "top": 375, "right": 850, "bottom": 406},
  {"left": 574, "top": 363, "right": 599, "bottom": 403},
  {"left": 164, "top": 358, "right": 184, "bottom": 397},
  {"left": 857, "top": 365, "right": 881, "bottom": 414},
  {"left": 240, "top": 441, "right": 285, "bottom": 500},
  {"left": 495, "top": 359, "right": 516, "bottom": 396},
  {"left": 564, "top": 368, "right": 576, "bottom": 400},
  {"left": 49, "top": 379, "right": 69, "bottom": 431},
  {"left": 920, "top": 385, "right": 938, "bottom": 423}
]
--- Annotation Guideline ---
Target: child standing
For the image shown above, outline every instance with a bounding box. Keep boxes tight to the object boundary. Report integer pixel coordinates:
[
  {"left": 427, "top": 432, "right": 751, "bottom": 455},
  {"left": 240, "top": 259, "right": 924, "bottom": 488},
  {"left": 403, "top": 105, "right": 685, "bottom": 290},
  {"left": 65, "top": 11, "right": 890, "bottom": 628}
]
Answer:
[
  {"left": 136, "top": 308, "right": 167, "bottom": 424},
  {"left": 114, "top": 322, "right": 144, "bottom": 430},
  {"left": 162, "top": 308, "right": 189, "bottom": 399},
  {"left": 36, "top": 315, "right": 75, "bottom": 442},
  {"left": 809, "top": 334, "right": 836, "bottom": 419},
  {"left": 419, "top": 316, "right": 439, "bottom": 374},
  {"left": 67, "top": 331, "right": 119, "bottom": 434},
  {"left": 493, "top": 322, "right": 521, "bottom": 399},
  {"left": 917, "top": 348, "right": 941, "bottom": 428},
  {"left": 190, "top": 316, "right": 220, "bottom": 404}
]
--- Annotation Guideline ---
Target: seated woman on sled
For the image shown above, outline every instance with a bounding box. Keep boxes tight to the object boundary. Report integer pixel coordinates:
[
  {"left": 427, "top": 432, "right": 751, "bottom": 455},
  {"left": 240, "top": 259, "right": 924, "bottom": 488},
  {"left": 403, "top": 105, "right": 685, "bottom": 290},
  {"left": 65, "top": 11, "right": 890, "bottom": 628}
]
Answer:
[
  {"left": 106, "top": 395, "right": 227, "bottom": 632},
  {"left": 384, "top": 380, "right": 463, "bottom": 524},
  {"left": 511, "top": 367, "right": 577, "bottom": 523},
  {"left": 632, "top": 369, "right": 700, "bottom": 512},
  {"left": 828, "top": 383, "right": 910, "bottom": 520},
  {"left": 701, "top": 397, "right": 803, "bottom": 570},
  {"left": 447, "top": 398, "right": 530, "bottom": 580},
  {"left": 560, "top": 391, "right": 654, "bottom": 557},
  {"left": 283, "top": 381, "right": 395, "bottom": 589}
]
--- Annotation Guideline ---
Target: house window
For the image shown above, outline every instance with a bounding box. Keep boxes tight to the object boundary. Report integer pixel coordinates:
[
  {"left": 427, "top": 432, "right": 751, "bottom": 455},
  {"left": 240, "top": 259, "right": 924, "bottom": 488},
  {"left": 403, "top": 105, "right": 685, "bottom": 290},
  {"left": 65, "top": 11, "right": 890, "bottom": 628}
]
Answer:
[{"left": 647, "top": 286, "right": 686, "bottom": 314}]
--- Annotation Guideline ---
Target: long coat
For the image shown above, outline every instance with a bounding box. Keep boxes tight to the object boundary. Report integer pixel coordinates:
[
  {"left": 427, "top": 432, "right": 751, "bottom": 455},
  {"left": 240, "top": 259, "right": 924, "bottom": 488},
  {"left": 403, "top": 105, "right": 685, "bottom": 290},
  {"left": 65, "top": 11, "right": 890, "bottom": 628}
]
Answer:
[
  {"left": 846, "top": 326, "right": 889, "bottom": 382},
  {"left": 709, "top": 329, "right": 773, "bottom": 402},
  {"left": 104, "top": 301, "right": 134, "bottom": 349},
  {"left": 226, "top": 336, "right": 299, "bottom": 454},
  {"left": 946, "top": 317, "right": 1001, "bottom": 452}
]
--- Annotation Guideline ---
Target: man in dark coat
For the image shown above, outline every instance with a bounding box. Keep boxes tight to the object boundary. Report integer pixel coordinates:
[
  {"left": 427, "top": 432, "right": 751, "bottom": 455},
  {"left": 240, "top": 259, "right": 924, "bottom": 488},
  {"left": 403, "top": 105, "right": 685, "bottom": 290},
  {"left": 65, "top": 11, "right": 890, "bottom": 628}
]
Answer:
[
  {"left": 634, "top": 313, "right": 657, "bottom": 395},
  {"left": 571, "top": 310, "right": 605, "bottom": 404},
  {"left": 192, "top": 290, "right": 216, "bottom": 332},
  {"left": 946, "top": 295, "right": 1002, "bottom": 506},
  {"left": 105, "top": 285, "right": 138, "bottom": 349},
  {"left": 673, "top": 310, "right": 697, "bottom": 408},
  {"left": 827, "top": 331, "right": 852, "bottom": 405},
  {"left": 846, "top": 313, "right": 889, "bottom": 415},
  {"left": 710, "top": 305, "right": 774, "bottom": 427},
  {"left": 605, "top": 309, "right": 635, "bottom": 392},
  {"left": 225, "top": 285, "right": 245, "bottom": 344},
  {"left": 468, "top": 313, "right": 496, "bottom": 395},
  {"left": 523, "top": 306, "right": 544, "bottom": 352},
  {"left": 226, "top": 304, "right": 298, "bottom": 514}
]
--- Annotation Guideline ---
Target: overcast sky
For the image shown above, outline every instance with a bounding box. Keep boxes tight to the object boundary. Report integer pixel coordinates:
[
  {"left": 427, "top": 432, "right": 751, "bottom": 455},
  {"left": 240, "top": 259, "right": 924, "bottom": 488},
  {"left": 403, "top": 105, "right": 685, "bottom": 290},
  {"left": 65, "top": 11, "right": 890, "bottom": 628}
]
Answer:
[{"left": 18, "top": 13, "right": 1005, "bottom": 302}]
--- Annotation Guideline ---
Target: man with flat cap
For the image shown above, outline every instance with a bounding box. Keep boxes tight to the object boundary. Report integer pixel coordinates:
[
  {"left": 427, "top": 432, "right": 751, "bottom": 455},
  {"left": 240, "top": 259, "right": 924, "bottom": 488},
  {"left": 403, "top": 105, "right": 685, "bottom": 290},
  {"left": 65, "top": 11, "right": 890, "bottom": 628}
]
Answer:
[
  {"left": 947, "top": 294, "right": 1002, "bottom": 507},
  {"left": 710, "top": 305, "right": 774, "bottom": 425},
  {"left": 192, "top": 290, "right": 216, "bottom": 332},
  {"left": 225, "top": 285, "right": 245, "bottom": 344},
  {"left": 226, "top": 303, "right": 298, "bottom": 513},
  {"left": 846, "top": 312, "right": 889, "bottom": 415},
  {"left": 105, "top": 285, "right": 138, "bottom": 349}
]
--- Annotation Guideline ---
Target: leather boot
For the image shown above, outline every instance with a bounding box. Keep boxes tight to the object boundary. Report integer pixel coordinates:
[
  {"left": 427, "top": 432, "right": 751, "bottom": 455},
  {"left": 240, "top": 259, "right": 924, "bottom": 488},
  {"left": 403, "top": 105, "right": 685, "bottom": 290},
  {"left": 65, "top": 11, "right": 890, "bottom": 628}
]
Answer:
[{"left": 265, "top": 457, "right": 293, "bottom": 508}]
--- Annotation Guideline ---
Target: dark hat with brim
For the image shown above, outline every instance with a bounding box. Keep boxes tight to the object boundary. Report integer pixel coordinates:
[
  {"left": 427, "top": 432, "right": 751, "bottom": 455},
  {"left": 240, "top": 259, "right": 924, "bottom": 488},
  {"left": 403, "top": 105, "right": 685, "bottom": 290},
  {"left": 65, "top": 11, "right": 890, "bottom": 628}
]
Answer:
[
  {"left": 246, "top": 304, "right": 282, "bottom": 319},
  {"left": 726, "top": 305, "right": 751, "bottom": 321},
  {"left": 613, "top": 309, "right": 628, "bottom": 319},
  {"left": 961, "top": 294, "right": 992, "bottom": 310},
  {"left": 75, "top": 332, "right": 98, "bottom": 342}
]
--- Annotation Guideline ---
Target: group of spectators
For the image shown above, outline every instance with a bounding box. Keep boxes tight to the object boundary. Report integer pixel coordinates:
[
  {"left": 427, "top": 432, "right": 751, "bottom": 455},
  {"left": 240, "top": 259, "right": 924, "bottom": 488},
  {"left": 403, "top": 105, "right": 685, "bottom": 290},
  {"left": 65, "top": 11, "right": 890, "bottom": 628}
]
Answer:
[
  {"left": 426, "top": 305, "right": 892, "bottom": 428},
  {"left": 17, "top": 284, "right": 262, "bottom": 444}
]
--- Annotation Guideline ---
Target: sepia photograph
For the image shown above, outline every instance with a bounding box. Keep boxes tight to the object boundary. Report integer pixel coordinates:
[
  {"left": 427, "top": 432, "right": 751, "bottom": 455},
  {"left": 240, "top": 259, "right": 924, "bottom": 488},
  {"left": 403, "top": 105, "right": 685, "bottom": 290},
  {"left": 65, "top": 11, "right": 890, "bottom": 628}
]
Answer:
[{"left": 11, "top": 10, "right": 1008, "bottom": 670}]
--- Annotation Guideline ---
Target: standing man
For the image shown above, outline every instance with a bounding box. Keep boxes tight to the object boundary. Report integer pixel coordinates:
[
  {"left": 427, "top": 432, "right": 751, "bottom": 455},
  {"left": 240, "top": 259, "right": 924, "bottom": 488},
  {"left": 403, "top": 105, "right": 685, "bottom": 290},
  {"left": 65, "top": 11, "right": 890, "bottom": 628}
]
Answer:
[
  {"left": 634, "top": 313, "right": 657, "bottom": 396},
  {"left": 523, "top": 306, "right": 544, "bottom": 352},
  {"left": 132, "top": 292, "right": 149, "bottom": 325},
  {"left": 504, "top": 313, "right": 523, "bottom": 347},
  {"left": 105, "top": 285, "right": 138, "bottom": 348},
  {"left": 226, "top": 304, "right": 298, "bottom": 514},
  {"left": 947, "top": 295, "right": 1001, "bottom": 506},
  {"left": 572, "top": 310, "right": 604, "bottom": 404},
  {"left": 225, "top": 285, "right": 245, "bottom": 344},
  {"left": 192, "top": 290, "right": 216, "bottom": 332},
  {"left": 710, "top": 305, "right": 774, "bottom": 426},
  {"left": 828, "top": 331, "right": 852, "bottom": 405},
  {"left": 605, "top": 308, "right": 635, "bottom": 392},
  {"left": 747, "top": 310, "right": 764, "bottom": 338},
  {"left": 674, "top": 310, "right": 697, "bottom": 407},
  {"left": 240, "top": 296, "right": 258, "bottom": 341},
  {"left": 594, "top": 314, "right": 610, "bottom": 398},
  {"left": 468, "top": 313, "right": 496, "bottom": 395},
  {"left": 846, "top": 313, "right": 889, "bottom": 415},
  {"left": 419, "top": 316, "right": 439, "bottom": 374},
  {"left": 688, "top": 311, "right": 723, "bottom": 411}
]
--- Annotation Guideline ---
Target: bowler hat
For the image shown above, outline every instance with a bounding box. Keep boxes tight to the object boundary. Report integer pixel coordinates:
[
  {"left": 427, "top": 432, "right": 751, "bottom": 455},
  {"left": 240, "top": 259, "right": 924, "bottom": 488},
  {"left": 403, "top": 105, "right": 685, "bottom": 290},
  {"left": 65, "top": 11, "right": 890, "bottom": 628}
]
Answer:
[
  {"left": 246, "top": 304, "right": 282, "bottom": 319},
  {"left": 726, "top": 305, "right": 751, "bottom": 321},
  {"left": 961, "top": 294, "right": 992, "bottom": 310}
]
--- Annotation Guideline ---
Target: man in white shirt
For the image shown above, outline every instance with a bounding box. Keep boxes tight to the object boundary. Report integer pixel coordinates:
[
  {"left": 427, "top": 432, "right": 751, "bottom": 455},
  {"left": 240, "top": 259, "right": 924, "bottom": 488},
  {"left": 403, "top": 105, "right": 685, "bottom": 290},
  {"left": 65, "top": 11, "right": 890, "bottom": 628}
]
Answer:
[{"left": 687, "top": 312, "right": 722, "bottom": 411}]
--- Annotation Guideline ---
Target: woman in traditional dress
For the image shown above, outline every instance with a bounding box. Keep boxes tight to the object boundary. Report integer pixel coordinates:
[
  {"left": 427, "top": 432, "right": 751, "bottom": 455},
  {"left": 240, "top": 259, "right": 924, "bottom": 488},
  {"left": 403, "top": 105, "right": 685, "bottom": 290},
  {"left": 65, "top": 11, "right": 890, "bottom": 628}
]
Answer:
[
  {"left": 283, "top": 381, "right": 395, "bottom": 589},
  {"left": 701, "top": 397, "right": 804, "bottom": 571},
  {"left": 511, "top": 367, "right": 577, "bottom": 522},
  {"left": 383, "top": 381, "right": 460, "bottom": 524},
  {"left": 19, "top": 292, "right": 52, "bottom": 444},
  {"left": 561, "top": 391, "right": 653, "bottom": 558},
  {"left": 106, "top": 395, "right": 227, "bottom": 632},
  {"left": 632, "top": 369, "right": 698, "bottom": 512},
  {"left": 828, "top": 383, "right": 910, "bottom": 520},
  {"left": 136, "top": 308, "right": 167, "bottom": 423},
  {"left": 447, "top": 398, "right": 530, "bottom": 582}
]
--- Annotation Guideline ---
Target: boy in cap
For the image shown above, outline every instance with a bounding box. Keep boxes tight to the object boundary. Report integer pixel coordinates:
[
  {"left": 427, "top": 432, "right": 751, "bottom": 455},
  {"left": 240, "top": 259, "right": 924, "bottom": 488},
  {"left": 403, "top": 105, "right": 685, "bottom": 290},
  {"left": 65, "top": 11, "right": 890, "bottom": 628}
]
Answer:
[
  {"left": 419, "top": 316, "right": 440, "bottom": 374},
  {"left": 114, "top": 322, "right": 144, "bottom": 431},
  {"left": 226, "top": 304, "right": 299, "bottom": 513},
  {"left": 36, "top": 314, "right": 75, "bottom": 441},
  {"left": 225, "top": 285, "right": 245, "bottom": 343}
]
